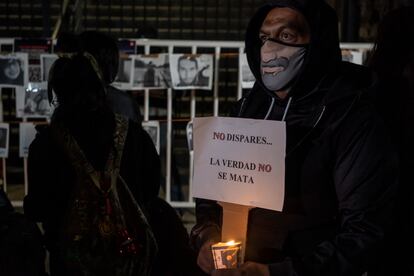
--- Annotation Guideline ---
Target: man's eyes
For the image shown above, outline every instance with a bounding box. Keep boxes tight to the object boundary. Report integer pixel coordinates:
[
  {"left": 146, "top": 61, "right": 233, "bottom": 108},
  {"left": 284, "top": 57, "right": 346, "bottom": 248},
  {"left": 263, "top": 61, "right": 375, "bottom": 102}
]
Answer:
[
  {"left": 259, "top": 34, "right": 269, "bottom": 43},
  {"left": 259, "top": 31, "right": 297, "bottom": 44},
  {"left": 279, "top": 31, "right": 297, "bottom": 42}
]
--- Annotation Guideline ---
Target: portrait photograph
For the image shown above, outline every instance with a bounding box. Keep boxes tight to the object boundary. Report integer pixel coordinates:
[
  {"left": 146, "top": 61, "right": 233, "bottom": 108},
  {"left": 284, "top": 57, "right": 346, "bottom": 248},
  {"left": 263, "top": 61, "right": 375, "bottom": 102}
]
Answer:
[
  {"left": 16, "top": 82, "right": 51, "bottom": 118},
  {"left": 142, "top": 120, "right": 160, "bottom": 154},
  {"left": 29, "top": 65, "right": 41, "bottom": 82},
  {"left": 239, "top": 53, "right": 255, "bottom": 89},
  {"left": 341, "top": 49, "right": 364, "bottom": 65},
  {"left": 0, "top": 53, "right": 28, "bottom": 88},
  {"left": 170, "top": 54, "right": 213, "bottom": 90},
  {"left": 19, "top": 122, "right": 37, "bottom": 158},
  {"left": 0, "top": 123, "right": 9, "bottom": 158},
  {"left": 132, "top": 54, "right": 171, "bottom": 89},
  {"left": 40, "top": 54, "right": 58, "bottom": 81},
  {"left": 113, "top": 55, "right": 133, "bottom": 90}
]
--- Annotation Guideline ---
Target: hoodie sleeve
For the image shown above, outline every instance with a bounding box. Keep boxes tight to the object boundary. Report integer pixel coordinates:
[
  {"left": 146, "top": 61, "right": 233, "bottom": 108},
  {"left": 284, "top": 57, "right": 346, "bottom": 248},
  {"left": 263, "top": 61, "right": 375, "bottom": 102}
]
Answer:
[{"left": 269, "top": 106, "right": 398, "bottom": 276}]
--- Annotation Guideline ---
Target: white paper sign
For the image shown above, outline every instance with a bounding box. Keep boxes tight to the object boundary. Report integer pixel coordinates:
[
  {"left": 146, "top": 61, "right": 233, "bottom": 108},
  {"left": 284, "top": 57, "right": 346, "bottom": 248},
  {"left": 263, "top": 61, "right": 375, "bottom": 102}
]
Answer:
[
  {"left": 19, "top": 122, "right": 37, "bottom": 157},
  {"left": 0, "top": 123, "right": 9, "bottom": 158},
  {"left": 193, "top": 117, "right": 286, "bottom": 211}
]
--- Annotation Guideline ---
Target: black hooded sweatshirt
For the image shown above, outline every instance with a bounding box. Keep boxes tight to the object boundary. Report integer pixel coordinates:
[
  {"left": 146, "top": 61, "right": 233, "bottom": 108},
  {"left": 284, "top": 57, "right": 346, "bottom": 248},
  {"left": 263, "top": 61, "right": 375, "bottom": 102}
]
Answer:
[{"left": 192, "top": 1, "right": 398, "bottom": 275}]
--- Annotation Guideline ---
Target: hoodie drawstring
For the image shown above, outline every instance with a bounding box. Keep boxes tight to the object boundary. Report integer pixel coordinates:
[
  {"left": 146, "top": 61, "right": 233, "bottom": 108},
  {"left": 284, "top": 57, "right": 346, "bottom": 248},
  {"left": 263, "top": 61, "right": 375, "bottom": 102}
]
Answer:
[
  {"left": 264, "top": 96, "right": 292, "bottom": 121},
  {"left": 264, "top": 97, "right": 275, "bottom": 120},
  {"left": 281, "top": 97, "right": 292, "bottom": 122}
]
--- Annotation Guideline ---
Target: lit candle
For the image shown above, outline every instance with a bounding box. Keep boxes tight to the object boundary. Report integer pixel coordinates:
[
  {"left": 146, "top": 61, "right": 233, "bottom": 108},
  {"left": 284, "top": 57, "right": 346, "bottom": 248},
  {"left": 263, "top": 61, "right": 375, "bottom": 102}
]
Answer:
[{"left": 211, "top": 240, "right": 242, "bottom": 269}]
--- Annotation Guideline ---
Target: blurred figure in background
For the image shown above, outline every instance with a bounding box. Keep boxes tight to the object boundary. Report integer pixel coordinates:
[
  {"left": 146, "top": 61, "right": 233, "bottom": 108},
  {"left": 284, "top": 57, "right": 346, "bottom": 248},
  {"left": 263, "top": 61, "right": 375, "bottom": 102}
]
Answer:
[{"left": 368, "top": 6, "right": 414, "bottom": 276}]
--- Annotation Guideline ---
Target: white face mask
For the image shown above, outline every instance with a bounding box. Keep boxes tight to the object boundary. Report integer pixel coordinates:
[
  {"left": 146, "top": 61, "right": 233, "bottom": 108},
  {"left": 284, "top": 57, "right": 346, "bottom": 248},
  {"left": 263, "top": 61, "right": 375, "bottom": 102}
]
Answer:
[{"left": 261, "top": 38, "right": 307, "bottom": 92}]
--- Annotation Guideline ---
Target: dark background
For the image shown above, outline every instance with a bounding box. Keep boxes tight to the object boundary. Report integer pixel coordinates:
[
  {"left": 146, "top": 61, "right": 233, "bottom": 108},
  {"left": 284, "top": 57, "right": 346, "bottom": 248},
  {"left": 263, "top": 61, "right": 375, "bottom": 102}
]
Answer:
[{"left": 0, "top": 0, "right": 412, "bottom": 42}]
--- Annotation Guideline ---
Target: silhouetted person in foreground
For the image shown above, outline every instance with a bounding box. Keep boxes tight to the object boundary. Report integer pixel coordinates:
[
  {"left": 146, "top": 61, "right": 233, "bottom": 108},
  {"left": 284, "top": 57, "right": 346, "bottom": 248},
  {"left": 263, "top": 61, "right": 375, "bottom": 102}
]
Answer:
[
  {"left": 24, "top": 53, "right": 160, "bottom": 275},
  {"left": 79, "top": 31, "right": 142, "bottom": 122}
]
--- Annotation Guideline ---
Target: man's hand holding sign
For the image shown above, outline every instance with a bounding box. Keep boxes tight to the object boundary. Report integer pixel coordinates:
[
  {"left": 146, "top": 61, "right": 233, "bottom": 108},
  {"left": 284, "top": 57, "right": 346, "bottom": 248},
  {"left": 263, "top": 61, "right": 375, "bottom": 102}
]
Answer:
[{"left": 192, "top": 117, "right": 286, "bottom": 275}]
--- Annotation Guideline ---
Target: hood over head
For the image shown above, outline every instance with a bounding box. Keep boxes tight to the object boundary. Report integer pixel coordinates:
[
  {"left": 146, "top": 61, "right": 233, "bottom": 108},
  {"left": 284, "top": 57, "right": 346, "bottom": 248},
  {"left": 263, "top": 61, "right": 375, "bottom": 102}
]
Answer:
[{"left": 245, "top": 0, "right": 341, "bottom": 101}]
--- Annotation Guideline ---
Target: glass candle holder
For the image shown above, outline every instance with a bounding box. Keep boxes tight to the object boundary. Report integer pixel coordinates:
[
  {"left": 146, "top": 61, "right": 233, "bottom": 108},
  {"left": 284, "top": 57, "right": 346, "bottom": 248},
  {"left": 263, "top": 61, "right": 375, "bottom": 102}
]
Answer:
[{"left": 211, "top": 240, "right": 242, "bottom": 269}]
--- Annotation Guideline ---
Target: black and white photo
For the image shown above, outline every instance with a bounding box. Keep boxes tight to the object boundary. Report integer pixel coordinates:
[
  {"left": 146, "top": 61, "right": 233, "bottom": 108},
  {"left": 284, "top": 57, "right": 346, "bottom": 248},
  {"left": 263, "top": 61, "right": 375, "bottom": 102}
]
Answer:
[
  {"left": 239, "top": 53, "right": 255, "bottom": 89},
  {"left": 40, "top": 54, "right": 58, "bottom": 81},
  {"left": 0, "top": 123, "right": 9, "bottom": 158},
  {"left": 113, "top": 55, "right": 133, "bottom": 90},
  {"left": 19, "top": 122, "right": 37, "bottom": 157},
  {"left": 29, "top": 65, "right": 41, "bottom": 82},
  {"left": 142, "top": 121, "right": 160, "bottom": 154},
  {"left": 341, "top": 49, "right": 364, "bottom": 65},
  {"left": 16, "top": 82, "right": 51, "bottom": 118},
  {"left": 0, "top": 53, "right": 28, "bottom": 87},
  {"left": 132, "top": 54, "right": 171, "bottom": 89},
  {"left": 170, "top": 54, "right": 213, "bottom": 90}
]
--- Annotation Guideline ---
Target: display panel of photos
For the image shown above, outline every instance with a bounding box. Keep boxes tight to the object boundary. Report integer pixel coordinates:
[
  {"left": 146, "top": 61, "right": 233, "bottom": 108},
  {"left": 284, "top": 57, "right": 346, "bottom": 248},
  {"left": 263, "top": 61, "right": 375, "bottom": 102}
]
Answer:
[
  {"left": 132, "top": 54, "right": 172, "bottom": 89},
  {"left": 19, "top": 122, "right": 37, "bottom": 158},
  {"left": 169, "top": 54, "right": 213, "bottom": 90},
  {"left": 142, "top": 120, "right": 160, "bottom": 154},
  {"left": 0, "top": 123, "right": 9, "bottom": 158},
  {"left": 0, "top": 53, "right": 29, "bottom": 88},
  {"left": 15, "top": 39, "right": 53, "bottom": 83},
  {"left": 16, "top": 82, "right": 51, "bottom": 118},
  {"left": 239, "top": 53, "right": 255, "bottom": 89}
]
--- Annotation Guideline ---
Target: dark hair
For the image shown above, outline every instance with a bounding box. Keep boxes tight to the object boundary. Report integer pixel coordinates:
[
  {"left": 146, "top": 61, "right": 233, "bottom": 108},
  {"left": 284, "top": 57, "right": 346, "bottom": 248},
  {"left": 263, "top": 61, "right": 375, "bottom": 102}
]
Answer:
[
  {"left": 55, "top": 32, "right": 81, "bottom": 53},
  {"left": 177, "top": 55, "right": 198, "bottom": 69},
  {"left": 79, "top": 31, "right": 119, "bottom": 84},
  {"left": 48, "top": 53, "right": 115, "bottom": 170},
  {"left": 49, "top": 53, "right": 107, "bottom": 118}
]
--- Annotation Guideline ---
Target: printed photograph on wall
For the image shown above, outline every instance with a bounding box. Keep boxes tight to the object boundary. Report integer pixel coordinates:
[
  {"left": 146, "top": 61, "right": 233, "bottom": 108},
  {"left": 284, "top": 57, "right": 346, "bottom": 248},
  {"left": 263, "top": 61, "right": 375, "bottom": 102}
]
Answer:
[
  {"left": 132, "top": 54, "right": 171, "bottom": 89},
  {"left": 19, "top": 122, "right": 37, "bottom": 158},
  {"left": 0, "top": 123, "right": 9, "bottom": 158},
  {"left": 15, "top": 39, "right": 53, "bottom": 82},
  {"left": 341, "top": 49, "right": 365, "bottom": 65},
  {"left": 0, "top": 53, "right": 28, "bottom": 88},
  {"left": 16, "top": 82, "right": 51, "bottom": 118},
  {"left": 40, "top": 54, "right": 58, "bottom": 81},
  {"left": 113, "top": 55, "right": 133, "bottom": 90},
  {"left": 29, "top": 65, "right": 41, "bottom": 82},
  {"left": 170, "top": 54, "right": 213, "bottom": 90},
  {"left": 142, "top": 120, "right": 160, "bottom": 154},
  {"left": 239, "top": 53, "right": 255, "bottom": 89}
]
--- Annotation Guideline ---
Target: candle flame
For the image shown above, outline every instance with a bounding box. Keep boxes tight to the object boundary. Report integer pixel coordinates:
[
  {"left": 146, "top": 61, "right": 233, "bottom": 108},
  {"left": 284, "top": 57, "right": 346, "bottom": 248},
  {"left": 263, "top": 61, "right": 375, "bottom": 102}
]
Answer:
[{"left": 225, "top": 240, "right": 236, "bottom": 246}]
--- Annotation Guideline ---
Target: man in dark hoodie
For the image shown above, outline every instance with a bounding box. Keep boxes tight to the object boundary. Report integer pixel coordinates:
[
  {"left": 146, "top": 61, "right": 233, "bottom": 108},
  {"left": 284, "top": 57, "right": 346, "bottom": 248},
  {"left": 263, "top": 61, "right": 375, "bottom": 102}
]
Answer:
[{"left": 190, "top": 1, "right": 398, "bottom": 275}]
